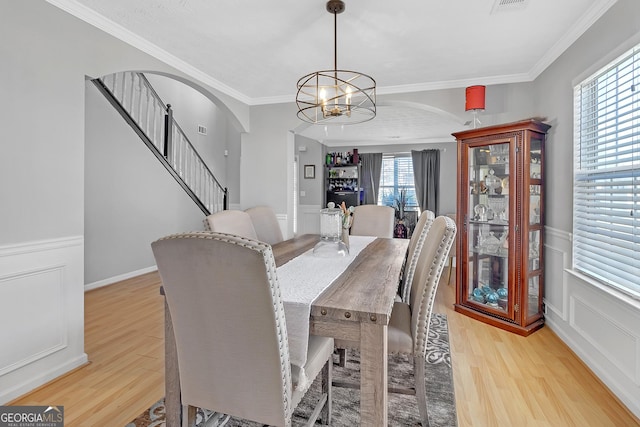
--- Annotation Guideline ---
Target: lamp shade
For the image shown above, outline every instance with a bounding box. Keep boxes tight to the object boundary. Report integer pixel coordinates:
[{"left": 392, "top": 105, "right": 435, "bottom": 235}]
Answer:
[{"left": 465, "top": 85, "right": 486, "bottom": 111}]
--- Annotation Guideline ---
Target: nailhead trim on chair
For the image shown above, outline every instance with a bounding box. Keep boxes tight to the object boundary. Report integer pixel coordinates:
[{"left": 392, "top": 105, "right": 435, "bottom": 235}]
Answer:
[
  {"left": 401, "top": 211, "right": 435, "bottom": 303},
  {"left": 413, "top": 217, "right": 456, "bottom": 357}
]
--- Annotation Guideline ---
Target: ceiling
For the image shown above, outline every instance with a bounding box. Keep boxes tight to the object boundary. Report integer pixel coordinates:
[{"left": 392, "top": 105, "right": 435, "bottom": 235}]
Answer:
[{"left": 49, "top": 0, "right": 617, "bottom": 145}]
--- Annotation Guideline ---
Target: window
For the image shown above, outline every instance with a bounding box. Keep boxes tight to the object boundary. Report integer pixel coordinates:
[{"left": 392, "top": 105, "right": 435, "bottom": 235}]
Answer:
[
  {"left": 377, "top": 154, "right": 418, "bottom": 211},
  {"left": 573, "top": 44, "right": 640, "bottom": 298}
]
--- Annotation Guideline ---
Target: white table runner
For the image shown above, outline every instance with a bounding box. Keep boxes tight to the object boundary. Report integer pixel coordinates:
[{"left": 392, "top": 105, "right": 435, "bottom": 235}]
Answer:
[{"left": 276, "top": 236, "right": 376, "bottom": 386}]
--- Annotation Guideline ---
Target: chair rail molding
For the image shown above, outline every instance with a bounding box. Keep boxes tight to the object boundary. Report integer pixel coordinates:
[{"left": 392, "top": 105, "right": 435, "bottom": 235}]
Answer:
[
  {"left": 0, "top": 236, "right": 87, "bottom": 404},
  {"left": 544, "top": 226, "right": 640, "bottom": 419}
]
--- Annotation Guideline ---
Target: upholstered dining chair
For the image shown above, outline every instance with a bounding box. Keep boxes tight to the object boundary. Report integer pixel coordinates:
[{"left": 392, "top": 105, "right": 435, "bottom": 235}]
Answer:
[
  {"left": 334, "top": 216, "right": 456, "bottom": 426},
  {"left": 203, "top": 210, "right": 258, "bottom": 240},
  {"left": 399, "top": 210, "right": 435, "bottom": 303},
  {"left": 445, "top": 213, "right": 458, "bottom": 285},
  {"left": 152, "top": 232, "right": 333, "bottom": 427},
  {"left": 245, "top": 205, "right": 284, "bottom": 245},
  {"left": 349, "top": 205, "right": 395, "bottom": 238}
]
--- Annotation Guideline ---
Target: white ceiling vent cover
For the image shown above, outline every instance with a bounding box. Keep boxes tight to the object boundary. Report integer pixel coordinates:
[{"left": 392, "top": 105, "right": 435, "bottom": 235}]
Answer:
[{"left": 491, "top": 0, "right": 530, "bottom": 14}]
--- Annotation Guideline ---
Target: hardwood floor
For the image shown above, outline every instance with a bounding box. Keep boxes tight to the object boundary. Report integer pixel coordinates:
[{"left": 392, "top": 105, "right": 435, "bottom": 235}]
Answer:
[
  {"left": 10, "top": 273, "right": 165, "bottom": 426},
  {"left": 10, "top": 270, "right": 640, "bottom": 426}
]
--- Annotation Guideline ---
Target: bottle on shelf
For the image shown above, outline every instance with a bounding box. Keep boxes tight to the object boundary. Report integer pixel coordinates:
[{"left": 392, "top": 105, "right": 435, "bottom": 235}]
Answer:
[{"left": 325, "top": 149, "right": 360, "bottom": 166}]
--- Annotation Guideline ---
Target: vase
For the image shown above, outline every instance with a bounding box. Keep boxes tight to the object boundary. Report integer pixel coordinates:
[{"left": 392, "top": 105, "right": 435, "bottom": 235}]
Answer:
[{"left": 341, "top": 227, "right": 350, "bottom": 250}]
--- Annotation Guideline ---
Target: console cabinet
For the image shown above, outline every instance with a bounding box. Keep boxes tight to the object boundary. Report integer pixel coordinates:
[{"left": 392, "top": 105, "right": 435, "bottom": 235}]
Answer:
[
  {"left": 452, "top": 119, "right": 550, "bottom": 336},
  {"left": 325, "top": 163, "right": 362, "bottom": 207}
]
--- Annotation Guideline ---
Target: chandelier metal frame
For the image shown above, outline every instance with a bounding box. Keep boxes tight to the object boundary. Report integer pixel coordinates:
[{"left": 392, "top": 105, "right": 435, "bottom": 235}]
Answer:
[{"left": 296, "top": 0, "right": 376, "bottom": 125}]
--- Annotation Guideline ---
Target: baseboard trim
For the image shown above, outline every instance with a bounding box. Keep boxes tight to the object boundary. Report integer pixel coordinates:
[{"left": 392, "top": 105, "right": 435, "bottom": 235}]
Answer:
[
  {"left": 545, "top": 317, "right": 640, "bottom": 420},
  {"left": 84, "top": 265, "right": 157, "bottom": 292},
  {"left": 1, "top": 353, "right": 88, "bottom": 405}
]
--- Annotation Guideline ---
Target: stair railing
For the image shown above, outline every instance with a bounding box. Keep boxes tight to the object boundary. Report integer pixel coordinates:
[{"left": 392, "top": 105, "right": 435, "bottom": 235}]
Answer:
[{"left": 93, "top": 72, "right": 227, "bottom": 215}]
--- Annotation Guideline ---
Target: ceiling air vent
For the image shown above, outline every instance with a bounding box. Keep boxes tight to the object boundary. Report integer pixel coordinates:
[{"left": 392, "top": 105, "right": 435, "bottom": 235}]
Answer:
[
  {"left": 197, "top": 125, "right": 207, "bottom": 135},
  {"left": 491, "top": 0, "right": 529, "bottom": 14}
]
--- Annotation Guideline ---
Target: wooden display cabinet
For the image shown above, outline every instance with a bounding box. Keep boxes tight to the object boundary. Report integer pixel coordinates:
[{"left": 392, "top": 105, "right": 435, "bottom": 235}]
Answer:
[{"left": 452, "top": 119, "right": 550, "bottom": 336}]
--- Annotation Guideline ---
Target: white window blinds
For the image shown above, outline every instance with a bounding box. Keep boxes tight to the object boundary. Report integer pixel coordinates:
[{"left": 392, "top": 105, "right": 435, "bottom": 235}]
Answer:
[
  {"left": 377, "top": 154, "right": 418, "bottom": 209},
  {"left": 573, "top": 44, "right": 640, "bottom": 297}
]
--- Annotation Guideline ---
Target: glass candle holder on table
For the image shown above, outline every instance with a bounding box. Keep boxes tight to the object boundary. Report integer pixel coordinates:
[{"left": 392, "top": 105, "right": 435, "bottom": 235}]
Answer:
[{"left": 313, "top": 208, "right": 349, "bottom": 257}]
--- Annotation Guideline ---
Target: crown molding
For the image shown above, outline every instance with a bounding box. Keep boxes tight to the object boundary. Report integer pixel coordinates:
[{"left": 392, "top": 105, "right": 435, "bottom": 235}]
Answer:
[
  {"left": 528, "top": 0, "right": 618, "bottom": 80},
  {"left": 45, "top": 0, "right": 252, "bottom": 105},
  {"left": 46, "top": 0, "right": 617, "bottom": 107},
  {"left": 253, "top": 72, "right": 534, "bottom": 106}
]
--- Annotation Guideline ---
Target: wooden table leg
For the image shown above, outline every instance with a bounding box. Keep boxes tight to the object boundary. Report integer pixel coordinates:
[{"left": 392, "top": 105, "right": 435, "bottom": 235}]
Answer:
[
  {"left": 359, "top": 322, "right": 388, "bottom": 427},
  {"left": 164, "top": 299, "right": 181, "bottom": 427}
]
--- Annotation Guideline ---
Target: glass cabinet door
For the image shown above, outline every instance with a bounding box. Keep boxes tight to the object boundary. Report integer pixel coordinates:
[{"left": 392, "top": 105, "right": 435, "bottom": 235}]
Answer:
[
  {"left": 529, "top": 137, "right": 543, "bottom": 226},
  {"left": 525, "top": 137, "right": 544, "bottom": 319},
  {"left": 465, "top": 141, "right": 512, "bottom": 316}
]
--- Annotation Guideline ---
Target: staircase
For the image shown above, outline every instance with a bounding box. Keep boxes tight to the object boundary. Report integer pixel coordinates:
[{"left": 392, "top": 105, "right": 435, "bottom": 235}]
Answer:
[{"left": 92, "top": 72, "right": 227, "bottom": 215}]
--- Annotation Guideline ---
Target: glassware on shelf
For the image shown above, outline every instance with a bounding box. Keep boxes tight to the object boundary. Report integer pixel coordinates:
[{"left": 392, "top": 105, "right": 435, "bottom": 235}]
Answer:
[
  {"left": 497, "top": 287, "right": 508, "bottom": 299},
  {"left": 485, "top": 169, "right": 502, "bottom": 195},
  {"left": 471, "top": 287, "right": 485, "bottom": 303},
  {"left": 483, "top": 232, "right": 501, "bottom": 254},
  {"left": 487, "top": 197, "right": 507, "bottom": 223},
  {"left": 485, "top": 291, "right": 499, "bottom": 307},
  {"left": 474, "top": 203, "right": 488, "bottom": 221}
]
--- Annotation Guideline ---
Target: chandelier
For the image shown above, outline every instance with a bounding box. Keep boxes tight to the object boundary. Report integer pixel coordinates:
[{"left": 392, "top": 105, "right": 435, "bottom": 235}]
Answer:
[{"left": 296, "top": 0, "right": 376, "bottom": 125}]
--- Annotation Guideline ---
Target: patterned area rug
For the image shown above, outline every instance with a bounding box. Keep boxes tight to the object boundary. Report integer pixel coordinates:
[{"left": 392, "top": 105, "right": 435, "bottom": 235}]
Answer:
[{"left": 126, "top": 313, "right": 457, "bottom": 427}]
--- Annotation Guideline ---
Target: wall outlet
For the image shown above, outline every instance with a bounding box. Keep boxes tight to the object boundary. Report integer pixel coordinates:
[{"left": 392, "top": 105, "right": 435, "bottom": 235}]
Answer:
[{"left": 300, "top": 190, "right": 306, "bottom": 197}]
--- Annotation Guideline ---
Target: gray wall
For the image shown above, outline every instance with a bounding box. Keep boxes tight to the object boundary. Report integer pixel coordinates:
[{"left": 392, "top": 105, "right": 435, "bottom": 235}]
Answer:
[
  {"left": 241, "top": 102, "right": 301, "bottom": 212},
  {"left": 84, "top": 74, "right": 242, "bottom": 284},
  {"left": 0, "top": 0, "right": 248, "bottom": 247},
  {"left": 145, "top": 74, "right": 230, "bottom": 188},
  {"left": 84, "top": 81, "right": 204, "bottom": 284},
  {"left": 530, "top": 0, "right": 640, "bottom": 417},
  {"left": 143, "top": 74, "right": 242, "bottom": 204}
]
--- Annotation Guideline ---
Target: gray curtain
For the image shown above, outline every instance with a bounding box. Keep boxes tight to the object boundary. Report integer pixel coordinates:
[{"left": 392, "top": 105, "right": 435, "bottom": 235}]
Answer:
[
  {"left": 411, "top": 149, "right": 440, "bottom": 215},
  {"left": 360, "top": 153, "right": 383, "bottom": 205}
]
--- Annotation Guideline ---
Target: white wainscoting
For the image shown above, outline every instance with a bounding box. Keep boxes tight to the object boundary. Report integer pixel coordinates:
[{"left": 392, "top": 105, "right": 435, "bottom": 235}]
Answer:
[
  {"left": 298, "top": 204, "right": 321, "bottom": 236},
  {"left": 276, "top": 213, "right": 288, "bottom": 240},
  {"left": 544, "top": 227, "right": 640, "bottom": 419},
  {"left": 0, "top": 236, "right": 87, "bottom": 404}
]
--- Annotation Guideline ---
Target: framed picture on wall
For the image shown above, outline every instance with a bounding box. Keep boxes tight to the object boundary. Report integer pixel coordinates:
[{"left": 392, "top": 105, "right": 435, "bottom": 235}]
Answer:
[{"left": 304, "top": 165, "right": 315, "bottom": 179}]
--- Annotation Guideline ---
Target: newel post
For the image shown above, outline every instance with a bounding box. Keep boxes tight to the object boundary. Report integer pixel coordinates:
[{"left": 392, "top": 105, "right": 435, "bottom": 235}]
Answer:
[{"left": 163, "top": 104, "right": 173, "bottom": 162}]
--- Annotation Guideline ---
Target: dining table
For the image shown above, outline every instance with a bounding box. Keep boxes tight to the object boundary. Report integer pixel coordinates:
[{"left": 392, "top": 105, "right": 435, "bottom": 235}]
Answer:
[{"left": 162, "top": 233, "right": 409, "bottom": 427}]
